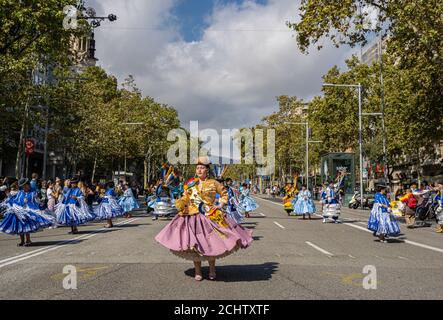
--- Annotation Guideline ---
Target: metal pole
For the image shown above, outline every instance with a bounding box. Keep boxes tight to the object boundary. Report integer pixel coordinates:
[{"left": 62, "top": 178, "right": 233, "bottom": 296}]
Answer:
[
  {"left": 358, "top": 83, "right": 364, "bottom": 208},
  {"left": 379, "top": 37, "right": 388, "bottom": 188},
  {"left": 306, "top": 124, "right": 309, "bottom": 190},
  {"left": 42, "top": 105, "right": 49, "bottom": 180}
]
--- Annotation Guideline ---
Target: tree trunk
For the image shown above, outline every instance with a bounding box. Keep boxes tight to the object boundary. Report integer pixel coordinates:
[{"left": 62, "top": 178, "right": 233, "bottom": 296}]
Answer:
[
  {"left": 144, "top": 157, "right": 148, "bottom": 190},
  {"left": 15, "top": 99, "right": 30, "bottom": 179}
]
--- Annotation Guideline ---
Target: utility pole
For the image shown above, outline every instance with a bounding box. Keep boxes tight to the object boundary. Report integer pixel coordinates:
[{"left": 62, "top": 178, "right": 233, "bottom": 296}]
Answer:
[
  {"left": 323, "top": 83, "right": 365, "bottom": 208},
  {"left": 379, "top": 36, "right": 388, "bottom": 187}
]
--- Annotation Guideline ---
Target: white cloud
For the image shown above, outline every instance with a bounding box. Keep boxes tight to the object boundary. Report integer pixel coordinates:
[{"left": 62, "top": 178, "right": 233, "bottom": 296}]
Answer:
[{"left": 89, "top": 0, "right": 355, "bottom": 131}]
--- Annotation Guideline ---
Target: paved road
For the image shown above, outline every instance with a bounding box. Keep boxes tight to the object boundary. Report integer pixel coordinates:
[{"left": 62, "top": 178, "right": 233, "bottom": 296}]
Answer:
[{"left": 0, "top": 196, "right": 442, "bottom": 300}]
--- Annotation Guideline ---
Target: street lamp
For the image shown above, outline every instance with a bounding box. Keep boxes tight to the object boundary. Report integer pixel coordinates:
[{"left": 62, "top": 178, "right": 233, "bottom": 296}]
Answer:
[
  {"left": 77, "top": 5, "right": 117, "bottom": 29},
  {"left": 323, "top": 83, "right": 365, "bottom": 208}
]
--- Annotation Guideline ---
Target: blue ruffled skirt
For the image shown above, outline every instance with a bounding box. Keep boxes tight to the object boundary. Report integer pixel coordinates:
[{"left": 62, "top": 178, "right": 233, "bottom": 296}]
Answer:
[
  {"left": 94, "top": 196, "right": 124, "bottom": 220},
  {"left": 55, "top": 198, "right": 96, "bottom": 226},
  {"left": 237, "top": 196, "right": 259, "bottom": 213},
  {"left": 368, "top": 205, "right": 401, "bottom": 236},
  {"left": 293, "top": 198, "right": 316, "bottom": 215},
  {"left": 118, "top": 196, "right": 140, "bottom": 213},
  {"left": 0, "top": 204, "right": 54, "bottom": 234}
]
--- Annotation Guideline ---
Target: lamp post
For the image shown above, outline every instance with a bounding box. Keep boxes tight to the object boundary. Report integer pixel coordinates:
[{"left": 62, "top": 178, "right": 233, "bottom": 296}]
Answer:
[{"left": 323, "top": 83, "right": 365, "bottom": 208}]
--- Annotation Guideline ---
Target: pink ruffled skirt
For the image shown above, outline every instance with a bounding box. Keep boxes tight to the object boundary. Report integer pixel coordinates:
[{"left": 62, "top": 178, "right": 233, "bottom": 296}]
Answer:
[{"left": 155, "top": 213, "right": 253, "bottom": 261}]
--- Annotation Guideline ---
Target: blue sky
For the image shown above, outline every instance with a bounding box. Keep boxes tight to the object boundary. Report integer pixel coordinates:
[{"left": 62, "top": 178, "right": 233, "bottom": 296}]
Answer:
[
  {"left": 171, "top": 0, "right": 268, "bottom": 42},
  {"left": 90, "top": 0, "right": 355, "bottom": 131}
]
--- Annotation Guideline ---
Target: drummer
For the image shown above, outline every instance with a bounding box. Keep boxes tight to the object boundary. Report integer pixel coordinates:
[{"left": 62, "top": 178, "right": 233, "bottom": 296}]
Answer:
[{"left": 322, "top": 181, "right": 340, "bottom": 223}]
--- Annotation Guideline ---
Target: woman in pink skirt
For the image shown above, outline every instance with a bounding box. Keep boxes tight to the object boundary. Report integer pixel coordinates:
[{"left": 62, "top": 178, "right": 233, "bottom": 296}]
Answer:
[{"left": 155, "top": 157, "right": 253, "bottom": 281}]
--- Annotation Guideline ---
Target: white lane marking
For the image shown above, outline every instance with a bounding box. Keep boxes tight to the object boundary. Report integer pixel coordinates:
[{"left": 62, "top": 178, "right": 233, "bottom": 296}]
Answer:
[
  {"left": 0, "top": 217, "right": 139, "bottom": 264},
  {"left": 257, "top": 196, "right": 443, "bottom": 255},
  {"left": 403, "top": 239, "right": 443, "bottom": 254},
  {"left": 398, "top": 256, "right": 408, "bottom": 260},
  {"left": 273, "top": 221, "right": 285, "bottom": 229},
  {"left": 305, "top": 241, "right": 334, "bottom": 257},
  {"left": 259, "top": 213, "right": 266, "bottom": 217},
  {"left": 348, "top": 254, "right": 356, "bottom": 259},
  {"left": 0, "top": 218, "right": 139, "bottom": 269}
]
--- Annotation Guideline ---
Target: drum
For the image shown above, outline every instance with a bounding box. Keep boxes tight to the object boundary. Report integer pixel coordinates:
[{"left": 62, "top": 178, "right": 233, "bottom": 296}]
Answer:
[{"left": 323, "top": 203, "right": 340, "bottom": 218}]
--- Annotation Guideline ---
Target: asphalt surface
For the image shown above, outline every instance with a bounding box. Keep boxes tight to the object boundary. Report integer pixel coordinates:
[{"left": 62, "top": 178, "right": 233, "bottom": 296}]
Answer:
[{"left": 0, "top": 195, "right": 442, "bottom": 300}]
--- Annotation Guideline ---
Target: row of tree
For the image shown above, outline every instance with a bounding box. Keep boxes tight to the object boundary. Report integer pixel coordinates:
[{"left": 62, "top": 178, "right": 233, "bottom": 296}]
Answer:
[
  {"left": 250, "top": 0, "right": 443, "bottom": 185},
  {"left": 0, "top": 0, "right": 182, "bottom": 186}
]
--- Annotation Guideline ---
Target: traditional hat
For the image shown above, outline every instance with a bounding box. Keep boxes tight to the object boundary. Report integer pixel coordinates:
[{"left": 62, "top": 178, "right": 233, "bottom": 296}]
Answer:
[
  {"left": 18, "top": 178, "right": 29, "bottom": 187},
  {"left": 70, "top": 178, "right": 79, "bottom": 184},
  {"left": 197, "top": 156, "right": 211, "bottom": 168}
]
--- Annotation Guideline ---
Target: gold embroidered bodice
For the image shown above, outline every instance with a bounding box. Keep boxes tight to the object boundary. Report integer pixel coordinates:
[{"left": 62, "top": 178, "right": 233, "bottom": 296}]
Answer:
[{"left": 176, "top": 179, "right": 228, "bottom": 216}]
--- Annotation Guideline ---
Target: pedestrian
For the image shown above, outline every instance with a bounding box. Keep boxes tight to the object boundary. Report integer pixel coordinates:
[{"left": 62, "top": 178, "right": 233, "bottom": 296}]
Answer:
[
  {"left": 30, "top": 173, "right": 39, "bottom": 193},
  {"left": 40, "top": 180, "right": 48, "bottom": 209},
  {"left": 367, "top": 185, "right": 401, "bottom": 243},
  {"left": 118, "top": 182, "right": 139, "bottom": 218},
  {"left": 399, "top": 188, "right": 417, "bottom": 228},
  {"left": 94, "top": 181, "right": 124, "bottom": 228},
  {"left": 0, "top": 178, "right": 54, "bottom": 246},
  {"left": 46, "top": 180, "right": 57, "bottom": 212},
  {"left": 155, "top": 156, "right": 253, "bottom": 281},
  {"left": 292, "top": 184, "right": 316, "bottom": 220}
]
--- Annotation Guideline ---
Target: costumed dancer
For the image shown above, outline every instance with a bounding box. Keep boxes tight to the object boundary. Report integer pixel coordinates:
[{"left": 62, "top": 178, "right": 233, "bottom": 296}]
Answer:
[
  {"left": 237, "top": 183, "right": 259, "bottom": 218},
  {"left": 224, "top": 178, "right": 244, "bottom": 224},
  {"left": 55, "top": 178, "right": 95, "bottom": 234},
  {"left": 320, "top": 183, "right": 328, "bottom": 212},
  {"left": 118, "top": 182, "right": 140, "bottom": 218},
  {"left": 213, "top": 164, "right": 243, "bottom": 224},
  {"left": 367, "top": 185, "right": 401, "bottom": 243},
  {"left": 155, "top": 157, "right": 253, "bottom": 281},
  {"left": 322, "top": 181, "right": 341, "bottom": 223},
  {"left": 283, "top": 177, "right": 298, "bottom": 216},
  {"left": 292, "top": 184, "right": 316, "bottom": 220},
  {"left": 150, "top": 164, "right": 182, "bottom": 221},
  {"left": 0, "top": 178, "right": 54, "bottom": 246},
  {"left": 434, "top": 181, "right": 443, "bottom": 233},
  {"left": 94, "top": 181, "right": 124, "bottom": 228}
]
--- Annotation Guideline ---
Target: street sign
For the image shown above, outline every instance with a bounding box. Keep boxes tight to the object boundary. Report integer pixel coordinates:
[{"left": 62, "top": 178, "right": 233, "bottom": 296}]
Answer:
[
  {"left": 363, "top": 168, "right": 368, "bottom": 179},
  {"left": 25, "top": 138, "right": 36, "bottom": 156}
]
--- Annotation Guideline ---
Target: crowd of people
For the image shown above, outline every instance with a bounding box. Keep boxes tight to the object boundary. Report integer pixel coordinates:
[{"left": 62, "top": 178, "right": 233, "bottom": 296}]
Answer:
[
  {"left": 277, "top": 177, "right": 443, "bottom": 242},
  {"left": 0, "top": 173, "right": 141, "bottom": 246}
]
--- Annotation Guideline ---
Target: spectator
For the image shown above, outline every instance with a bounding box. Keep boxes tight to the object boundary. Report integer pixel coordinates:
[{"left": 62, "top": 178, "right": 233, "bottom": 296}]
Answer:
[
  {"left": 400, "top": 188, "right": 417, "bottom": 228},
  {"left": 30, "top": 173, "right": 39, "bottom": 192}
]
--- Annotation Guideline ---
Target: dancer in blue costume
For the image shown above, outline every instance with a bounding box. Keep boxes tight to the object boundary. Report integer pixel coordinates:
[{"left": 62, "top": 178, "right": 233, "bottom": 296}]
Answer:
[
  {"left": 118, "top": 182, "right": 140, "bottom": 218},
  {"left": 94, "top": 181, "right": 124, "bottom": 228},
  {"left": 293, "top": 184, "right": 316, "bottom": 220},
  {"left": 224, "top": 178, "right": 244, "bottom": 224},
  {"left": 238, "top": 183, "right": 259, "bottom": 218},
  {"left": 0, "top": 178, "right": 54, "bottom": 246},
  {"left": 368, "top": 185, "right": 401, "bottom": 243},
  {"left": 55, "top": 178, "right": 95, "bottom": 234},
  {"left": 322, "top": 181, "right": 341, "bottom": 223}
]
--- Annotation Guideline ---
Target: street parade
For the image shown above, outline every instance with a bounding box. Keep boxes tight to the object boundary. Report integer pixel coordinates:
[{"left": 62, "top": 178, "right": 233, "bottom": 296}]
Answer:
[{"left": 0, "top": 0, "right": 442, "bottom": 309}]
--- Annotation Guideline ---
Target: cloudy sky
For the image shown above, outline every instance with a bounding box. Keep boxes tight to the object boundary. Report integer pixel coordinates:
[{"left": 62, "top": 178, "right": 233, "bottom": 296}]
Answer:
[{"left": 86, "top": 0, "right": 358, "bottom": 131}]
